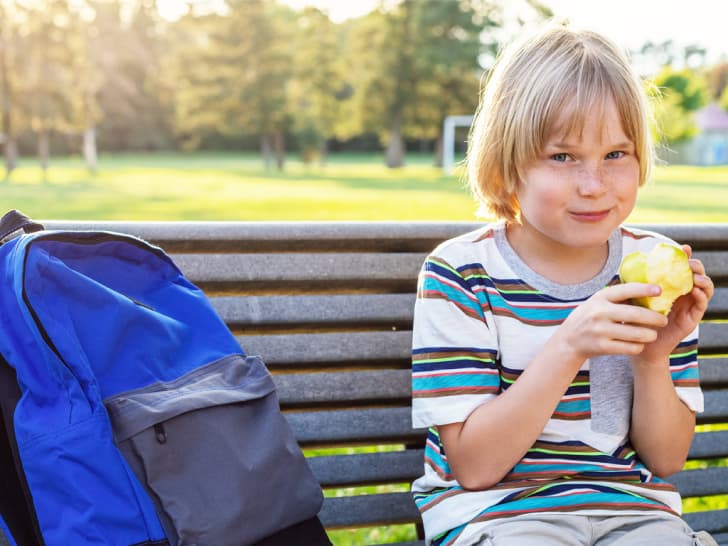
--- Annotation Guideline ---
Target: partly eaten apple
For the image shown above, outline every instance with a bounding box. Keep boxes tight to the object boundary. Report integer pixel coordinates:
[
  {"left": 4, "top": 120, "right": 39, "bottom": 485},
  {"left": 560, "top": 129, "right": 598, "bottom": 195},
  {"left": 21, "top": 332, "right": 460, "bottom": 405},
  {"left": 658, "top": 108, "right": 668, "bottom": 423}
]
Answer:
[{"left": 618, "top": 242, "right": 693, "bottom": 315}]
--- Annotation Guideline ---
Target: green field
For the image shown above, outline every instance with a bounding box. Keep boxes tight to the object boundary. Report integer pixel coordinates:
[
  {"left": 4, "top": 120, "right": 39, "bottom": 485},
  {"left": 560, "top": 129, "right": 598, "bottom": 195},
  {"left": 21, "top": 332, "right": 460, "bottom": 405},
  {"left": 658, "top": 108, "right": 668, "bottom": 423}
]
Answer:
[
  {"left": 3, "top": 152, "right": 728, "bottom": 222},
  {"left": 4, "top": 152, "right": 726, "bottom": 545}
]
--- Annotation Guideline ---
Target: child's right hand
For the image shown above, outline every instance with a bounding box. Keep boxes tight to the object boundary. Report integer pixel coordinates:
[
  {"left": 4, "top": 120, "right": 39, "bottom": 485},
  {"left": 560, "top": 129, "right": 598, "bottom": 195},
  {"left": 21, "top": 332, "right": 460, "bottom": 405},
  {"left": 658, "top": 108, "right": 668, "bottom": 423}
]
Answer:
[{"left": 557, "top": 283, "right": 669, "bottom": 362}]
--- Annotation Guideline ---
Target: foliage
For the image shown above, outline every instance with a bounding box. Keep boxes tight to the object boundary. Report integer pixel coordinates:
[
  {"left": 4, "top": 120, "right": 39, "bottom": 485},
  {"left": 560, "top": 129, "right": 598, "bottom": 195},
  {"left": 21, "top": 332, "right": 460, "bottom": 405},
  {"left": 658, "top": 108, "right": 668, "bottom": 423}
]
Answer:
[
  {"left": 707, "top": 62, "right": 728, "bottom": 101},
  {"left": 2, "top": 2, "right": 728, "bottom": 171},
  {"left": 170, "top": 0, "right": 294, "bottom": 168},
  {"left": 648, "top": 85, "right": 700, "bottom": 146},
  {"left": 653, "top": 66, "right": 709, "bottom": 112},
  {"left": 721, "top": 85, "right": 728, "bottom": 113},
  {"left": 349, "top": 0, "right": 503, "bottom": 167},
  {"left": 288, "top": 7, "right": 349, "bottom": 163},
  {"left": 648, "top": 66, "right": 711, "bottom": 146}
]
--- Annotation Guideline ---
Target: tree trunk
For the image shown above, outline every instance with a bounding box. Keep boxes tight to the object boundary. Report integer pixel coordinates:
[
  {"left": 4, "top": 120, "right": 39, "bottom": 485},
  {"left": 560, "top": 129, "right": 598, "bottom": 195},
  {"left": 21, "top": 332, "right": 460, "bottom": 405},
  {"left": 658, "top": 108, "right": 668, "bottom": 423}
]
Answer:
[
  {"left": 434, "top": 134, "right": 443, "bottom": 167},
  {"left": 1, "top": 31, "right": 15, "bottom": 177},
  {"left": 319, "top": 139, "right": 328, "bottom": 167},
  {"left": 83, "top": 127, "right": 98, "bottom": 173},
  {"left": 273, "top": 130, "right": 285, "bottom": 171},
  {"left": 261, "top": 134, "right": 273, "bottom": 170},
  {"left": 4, "top": 137, "right": 17, "bottom": 175},
  {"left": 38, "top": 130, "right": 50, "bottom": 175},
  {"left": 385, "top": 114, "right": 405, "bottom": 168}
]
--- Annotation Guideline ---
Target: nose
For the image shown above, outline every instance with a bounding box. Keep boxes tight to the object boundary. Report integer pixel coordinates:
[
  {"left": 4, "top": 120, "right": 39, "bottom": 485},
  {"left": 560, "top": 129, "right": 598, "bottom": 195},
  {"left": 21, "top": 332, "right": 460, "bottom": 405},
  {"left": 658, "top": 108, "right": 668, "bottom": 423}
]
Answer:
[{"left": 577, "top": 163, "right": 606, "bottom": 196}]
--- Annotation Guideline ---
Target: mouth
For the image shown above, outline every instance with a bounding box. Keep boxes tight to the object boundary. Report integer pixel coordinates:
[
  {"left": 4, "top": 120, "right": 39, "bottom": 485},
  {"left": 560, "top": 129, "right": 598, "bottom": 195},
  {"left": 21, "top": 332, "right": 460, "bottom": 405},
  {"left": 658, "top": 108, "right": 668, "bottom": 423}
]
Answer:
[{"left": 570, "top": 209, "right": 611, "bottom": 222}]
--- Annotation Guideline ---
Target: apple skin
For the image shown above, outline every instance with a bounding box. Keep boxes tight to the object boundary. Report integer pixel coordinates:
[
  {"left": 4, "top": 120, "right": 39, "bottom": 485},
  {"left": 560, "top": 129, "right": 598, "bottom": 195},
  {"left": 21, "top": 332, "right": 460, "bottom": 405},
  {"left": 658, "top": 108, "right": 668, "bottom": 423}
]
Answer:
[{"left": 618, "top": 243, "right": 694, "bottom": 315}]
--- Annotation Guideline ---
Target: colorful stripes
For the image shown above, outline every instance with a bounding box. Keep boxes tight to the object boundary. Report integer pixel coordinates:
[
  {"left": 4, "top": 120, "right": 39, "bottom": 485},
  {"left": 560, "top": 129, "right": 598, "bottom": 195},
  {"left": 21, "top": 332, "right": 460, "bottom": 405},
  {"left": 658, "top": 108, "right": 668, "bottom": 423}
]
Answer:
[{"left": 411, "top": 224, "right": 702, "bottom": 545}]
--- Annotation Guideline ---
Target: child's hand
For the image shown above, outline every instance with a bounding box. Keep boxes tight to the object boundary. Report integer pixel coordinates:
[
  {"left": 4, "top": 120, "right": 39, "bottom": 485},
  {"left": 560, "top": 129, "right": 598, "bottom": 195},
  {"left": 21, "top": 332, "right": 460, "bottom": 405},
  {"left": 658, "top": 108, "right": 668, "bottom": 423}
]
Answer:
[
  {"left": 636, "top": 245, "right": 714, "bottom": 366},
  {"left": 557, "top": 282, "right": 669, "bottom": 362}
]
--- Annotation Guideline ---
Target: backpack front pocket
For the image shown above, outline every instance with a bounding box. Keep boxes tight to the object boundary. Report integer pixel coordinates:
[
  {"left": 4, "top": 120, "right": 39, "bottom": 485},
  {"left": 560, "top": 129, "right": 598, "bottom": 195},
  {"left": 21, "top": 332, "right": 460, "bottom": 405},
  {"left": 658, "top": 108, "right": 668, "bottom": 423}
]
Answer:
[{"left": 105, "top": 354, "right": 323, "bottom": 546}]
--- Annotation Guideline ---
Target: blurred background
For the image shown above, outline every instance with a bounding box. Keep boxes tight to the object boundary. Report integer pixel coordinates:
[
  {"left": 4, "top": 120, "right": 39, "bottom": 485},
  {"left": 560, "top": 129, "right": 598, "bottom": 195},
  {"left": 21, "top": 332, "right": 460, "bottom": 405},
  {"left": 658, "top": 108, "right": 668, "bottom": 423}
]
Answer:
[{"left": 0, "top": 0, "right": 727, "bottom": 221}]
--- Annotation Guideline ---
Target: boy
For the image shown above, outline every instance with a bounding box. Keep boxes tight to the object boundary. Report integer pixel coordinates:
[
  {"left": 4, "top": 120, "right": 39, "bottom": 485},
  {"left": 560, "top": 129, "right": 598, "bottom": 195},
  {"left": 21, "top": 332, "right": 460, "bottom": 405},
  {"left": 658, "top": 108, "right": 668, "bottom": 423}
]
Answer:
[{"left": 411, "top": 23, "right": 715, "bottom": 546}]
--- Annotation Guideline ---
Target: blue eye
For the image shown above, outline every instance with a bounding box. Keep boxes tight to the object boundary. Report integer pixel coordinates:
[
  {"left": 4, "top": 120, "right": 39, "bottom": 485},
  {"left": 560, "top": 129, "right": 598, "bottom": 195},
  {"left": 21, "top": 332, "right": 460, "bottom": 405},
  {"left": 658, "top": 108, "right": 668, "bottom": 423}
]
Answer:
[
  {"left": 606, "top": 151, "right": 624, "bottom": 159},
  {"left": 551, "top": 153, "right": 569, "bottom": 162}
]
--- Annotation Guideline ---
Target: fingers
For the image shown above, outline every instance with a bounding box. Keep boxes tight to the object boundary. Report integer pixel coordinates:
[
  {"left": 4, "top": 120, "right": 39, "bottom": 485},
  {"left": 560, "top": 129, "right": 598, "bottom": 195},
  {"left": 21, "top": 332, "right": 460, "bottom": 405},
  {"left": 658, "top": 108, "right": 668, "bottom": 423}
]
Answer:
[
  {"left": 687, "top": 256, "right": 714, "bottom": 303},
  {"left": 607, "top": 281, "right": 660, "bottom": 302},
  {"left": 690, "top": 269, "right": 714, "bottom": 308}
]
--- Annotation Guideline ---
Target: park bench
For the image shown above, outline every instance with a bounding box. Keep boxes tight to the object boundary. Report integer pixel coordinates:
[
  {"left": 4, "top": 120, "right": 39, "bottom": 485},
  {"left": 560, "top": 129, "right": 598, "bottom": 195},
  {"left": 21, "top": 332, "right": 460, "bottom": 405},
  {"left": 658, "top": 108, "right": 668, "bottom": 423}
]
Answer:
[{"left": 36, "top": 221, "right": 728, "bottom": 545}]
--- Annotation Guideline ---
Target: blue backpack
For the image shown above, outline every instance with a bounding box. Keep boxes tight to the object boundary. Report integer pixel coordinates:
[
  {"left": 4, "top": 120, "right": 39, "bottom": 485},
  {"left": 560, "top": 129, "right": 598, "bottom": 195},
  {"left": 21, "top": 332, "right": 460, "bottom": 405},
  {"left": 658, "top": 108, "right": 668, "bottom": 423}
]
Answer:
[{"left": 0, "top": 210, "right": 325, "bottom": 546}]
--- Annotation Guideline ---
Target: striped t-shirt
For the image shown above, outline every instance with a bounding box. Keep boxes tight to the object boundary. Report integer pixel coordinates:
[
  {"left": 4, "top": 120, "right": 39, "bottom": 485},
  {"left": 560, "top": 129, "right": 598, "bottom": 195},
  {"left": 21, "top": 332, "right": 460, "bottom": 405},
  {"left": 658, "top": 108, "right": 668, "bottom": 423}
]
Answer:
[{"left": 411, "top": 222, "right": 704, "bottom": 546}]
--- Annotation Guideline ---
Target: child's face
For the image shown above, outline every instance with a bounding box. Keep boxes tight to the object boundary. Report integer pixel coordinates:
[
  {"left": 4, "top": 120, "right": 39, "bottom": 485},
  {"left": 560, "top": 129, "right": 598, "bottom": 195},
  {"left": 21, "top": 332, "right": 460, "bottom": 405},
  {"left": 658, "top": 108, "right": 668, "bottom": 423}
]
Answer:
[{"left": 514, "top": 96, "right": 639, "bottom": 255}]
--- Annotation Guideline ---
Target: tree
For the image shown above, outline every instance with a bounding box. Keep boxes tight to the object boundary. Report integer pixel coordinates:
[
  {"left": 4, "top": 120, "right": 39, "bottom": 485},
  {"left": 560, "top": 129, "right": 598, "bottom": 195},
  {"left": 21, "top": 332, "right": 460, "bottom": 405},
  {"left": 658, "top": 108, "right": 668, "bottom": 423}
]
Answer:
[
  {"left": 22, "top": 0, "right": 85, "bottom": 174},
  {"left": 288, "top": 7, "right": 350, "bottom": 164},
  {"left": 653, "top": 66, "right": 709, "bottom": 112},
  {"left": 90, "top": 0, "right": 173, "bottom": 155},
  {"left": 171, "top": 0, "right": 294, "bottom": 169},
  {"left": 649, "top": 86, "right": 700, "bottom": 146},
  {"left": 407, "top": 0, "right": 500, "bottom": 166},
  {"left": 348, "top": 1, "right": 419, "bottom": 168},
  {"left": 706, "top": 62, "right": 728, "bottom": 102},
  {"left": 0, "top": 0, "right": 21, "bottom": 174}
]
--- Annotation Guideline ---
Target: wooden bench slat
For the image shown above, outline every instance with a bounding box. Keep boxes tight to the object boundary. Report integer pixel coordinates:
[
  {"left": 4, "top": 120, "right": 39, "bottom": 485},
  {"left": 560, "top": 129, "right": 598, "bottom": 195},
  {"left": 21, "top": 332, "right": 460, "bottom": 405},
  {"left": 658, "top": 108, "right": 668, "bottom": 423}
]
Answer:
[
  {"left": 240, "top": 331, "right": 412, "bottom": 365},
  {"left": 696, "top": 250, "right": 728, "bottom": 280},
  {"left": 219, "top": 293, "right": 728, "bottom": 338},
  {"left": 305, "top": 435, "right": 726, "bottom": 487},
  {"left": 705, "top": 288, "right": 728, "bottom": 319},
  {"left": 319, "top": 492, "right": 420, "bottom": 528},
  {"left": 671, "top": 467, "right": 728, "bottom": 498},
  {"left": 701, "top": 389, "right": 728, "bottom": 423},
  {"left": 696, "top": 322, "right": 728, "bottom": 353},
  {"left": 45, "top": 221, "right": 484, "bottom": 253},
  {"left": 171, "top": 249, "right": 728, "bottom": 284},
  {"left": 689, "top": 430, "right": 728, "bottom": 460},
  {"left": 287, "top": 407, "right": 422, "bottom": 446},
  {"left": 174, "top": 252, "right": 424, "bottom": 284},
  {"left": 700, "top": 358, "right": 728, "bottom": 386},
  {"left": 309, "top": 450, "right": 423, "bottom": 487},
  {"left": 172, "top": 249, "right": 728, "bottom": 283},
  {"left": 683, "top": 510, "right": 728, "bottom": 538},
  {"left": 276, "top": 370, "right": 410, "bottom": 405},
  {"left": 212, "top": 294, "right": 416, "bottom": 327},
  {"left": 45, "top": 220, "right": 728, "bottom": 250}
]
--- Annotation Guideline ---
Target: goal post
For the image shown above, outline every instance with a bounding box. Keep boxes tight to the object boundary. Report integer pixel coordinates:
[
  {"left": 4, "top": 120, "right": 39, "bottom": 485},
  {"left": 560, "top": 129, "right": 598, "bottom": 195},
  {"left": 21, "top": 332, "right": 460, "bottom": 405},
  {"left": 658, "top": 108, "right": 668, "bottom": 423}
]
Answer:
[{"left": 443, "top": 115, "right": 473, "bottom": 175}]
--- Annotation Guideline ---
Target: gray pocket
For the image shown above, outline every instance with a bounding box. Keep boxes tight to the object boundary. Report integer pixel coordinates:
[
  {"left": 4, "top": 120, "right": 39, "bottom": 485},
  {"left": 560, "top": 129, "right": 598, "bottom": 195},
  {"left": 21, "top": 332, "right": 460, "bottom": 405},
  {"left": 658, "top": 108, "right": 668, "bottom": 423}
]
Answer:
[
  {"left": 589, "top": 355, "right": 633, "bottom": 437},
  {"left": 105, "top": 354, "right": 323, "bottom": 546}
]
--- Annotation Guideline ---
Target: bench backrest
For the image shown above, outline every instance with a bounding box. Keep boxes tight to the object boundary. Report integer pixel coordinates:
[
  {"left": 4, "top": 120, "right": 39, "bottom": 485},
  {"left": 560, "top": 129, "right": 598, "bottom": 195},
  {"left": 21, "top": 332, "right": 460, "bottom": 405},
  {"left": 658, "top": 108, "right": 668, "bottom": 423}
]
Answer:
[{"left": 47, "top": 221, "right": 728, "bottom": 545}]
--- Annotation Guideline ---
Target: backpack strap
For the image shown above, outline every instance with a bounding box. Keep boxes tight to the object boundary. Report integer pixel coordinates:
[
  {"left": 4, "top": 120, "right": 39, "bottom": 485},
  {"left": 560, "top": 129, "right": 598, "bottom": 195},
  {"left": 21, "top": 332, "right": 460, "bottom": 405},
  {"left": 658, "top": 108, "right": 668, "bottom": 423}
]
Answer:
[
  {"left": 0, "top": 211, "right": 44, "bottom": 243},
  {"left": 0, "top": 356, "right": 44, "bottom": 546}
]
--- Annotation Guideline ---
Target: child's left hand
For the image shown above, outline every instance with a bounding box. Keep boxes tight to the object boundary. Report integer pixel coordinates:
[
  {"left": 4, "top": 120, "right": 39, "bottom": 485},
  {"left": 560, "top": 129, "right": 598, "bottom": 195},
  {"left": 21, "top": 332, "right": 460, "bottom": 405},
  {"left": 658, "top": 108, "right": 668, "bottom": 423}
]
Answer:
[{"left": 635, "top": 245, "right": 714, "bottom": 366}]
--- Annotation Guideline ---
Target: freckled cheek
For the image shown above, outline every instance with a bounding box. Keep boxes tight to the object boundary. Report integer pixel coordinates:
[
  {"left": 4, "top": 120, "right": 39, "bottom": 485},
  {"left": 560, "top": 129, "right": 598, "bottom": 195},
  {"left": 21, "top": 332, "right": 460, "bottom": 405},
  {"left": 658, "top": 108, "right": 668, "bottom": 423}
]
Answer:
[
  {"left": 608, "top": 163, "right": 641, "bottom": 197},
  {"left": 517, "top": 181, "right": 568, "bottom": 220}
]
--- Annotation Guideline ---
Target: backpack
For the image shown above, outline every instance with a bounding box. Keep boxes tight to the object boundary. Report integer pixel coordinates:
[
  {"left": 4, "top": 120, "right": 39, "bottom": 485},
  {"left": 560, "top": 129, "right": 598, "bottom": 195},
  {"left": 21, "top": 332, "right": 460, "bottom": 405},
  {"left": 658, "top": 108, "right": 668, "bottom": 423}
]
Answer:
[
  {"left": 0, "top": 515, "right": 18, "bottom": 546},
  {"left": 0, "top": 210, "right": 326, "bottom": 546}
]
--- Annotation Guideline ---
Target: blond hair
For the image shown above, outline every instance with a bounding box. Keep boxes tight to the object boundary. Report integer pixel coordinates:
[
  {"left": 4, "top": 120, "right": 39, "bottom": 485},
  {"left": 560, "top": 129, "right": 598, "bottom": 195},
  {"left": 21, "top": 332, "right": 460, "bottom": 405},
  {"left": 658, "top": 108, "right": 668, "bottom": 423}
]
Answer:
[{"left": 466, "top": 23, "right": 654, "bottom": 222}]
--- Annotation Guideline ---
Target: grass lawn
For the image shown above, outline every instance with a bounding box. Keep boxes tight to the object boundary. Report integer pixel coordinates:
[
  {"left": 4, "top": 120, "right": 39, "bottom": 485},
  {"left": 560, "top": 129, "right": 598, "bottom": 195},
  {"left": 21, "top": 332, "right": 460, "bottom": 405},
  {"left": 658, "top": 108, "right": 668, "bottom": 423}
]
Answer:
[{"left": 2, "top": 151, "right": 727, "bottom": 222}]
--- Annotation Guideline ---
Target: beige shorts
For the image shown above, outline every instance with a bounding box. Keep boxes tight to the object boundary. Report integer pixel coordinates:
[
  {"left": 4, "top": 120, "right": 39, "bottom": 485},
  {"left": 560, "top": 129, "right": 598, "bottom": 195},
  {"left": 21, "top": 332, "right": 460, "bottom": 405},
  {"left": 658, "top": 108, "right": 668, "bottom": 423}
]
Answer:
[{"left": 456, "top": 512, "right": 718, "bottom": 546}]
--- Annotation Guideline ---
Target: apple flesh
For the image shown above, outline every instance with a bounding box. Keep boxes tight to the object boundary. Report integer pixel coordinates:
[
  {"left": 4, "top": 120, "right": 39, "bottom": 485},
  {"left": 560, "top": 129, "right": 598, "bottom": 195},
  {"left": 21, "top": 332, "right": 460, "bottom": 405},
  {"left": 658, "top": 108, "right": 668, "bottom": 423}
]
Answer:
[{"left": 618, "top": 243, "right": 693, "bottom": 315}]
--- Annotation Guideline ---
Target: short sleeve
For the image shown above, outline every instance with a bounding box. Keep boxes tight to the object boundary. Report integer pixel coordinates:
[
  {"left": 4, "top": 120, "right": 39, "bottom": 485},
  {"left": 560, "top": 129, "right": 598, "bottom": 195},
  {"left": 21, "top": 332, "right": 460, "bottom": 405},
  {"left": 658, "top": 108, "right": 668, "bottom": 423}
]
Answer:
[
  {"left": 411, "top": 254, "right": 501, "bottom": 428},
  {"left": 671, "top": 325, "right": 704, "bottom": 413}
]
